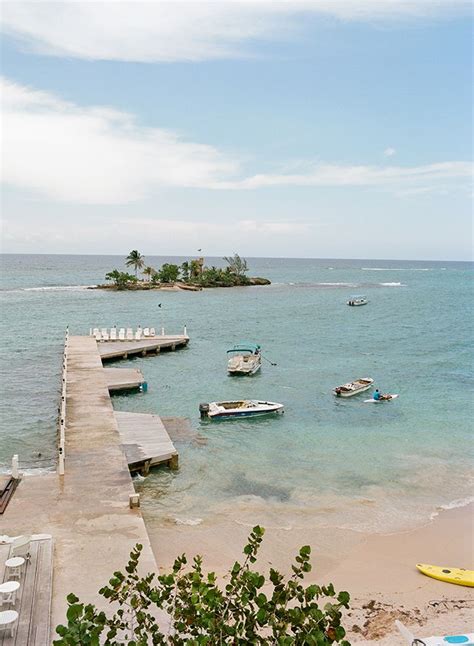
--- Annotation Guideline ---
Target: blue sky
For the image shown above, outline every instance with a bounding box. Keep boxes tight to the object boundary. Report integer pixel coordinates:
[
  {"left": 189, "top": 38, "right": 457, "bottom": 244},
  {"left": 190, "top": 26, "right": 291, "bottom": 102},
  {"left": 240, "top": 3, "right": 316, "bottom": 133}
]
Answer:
[{"left": 1, "top": 2, "right": 472, "bottom": 260}]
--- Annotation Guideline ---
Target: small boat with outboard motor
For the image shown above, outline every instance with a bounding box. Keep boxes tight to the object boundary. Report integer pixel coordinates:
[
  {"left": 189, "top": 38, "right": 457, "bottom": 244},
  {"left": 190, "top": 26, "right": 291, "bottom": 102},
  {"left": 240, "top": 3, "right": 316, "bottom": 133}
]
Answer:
[
  {"left": 333, "top": 377, "right": 374, "bottom": 397},
  {"left": 347, "top": 295, "right": 368, "bottom": 306},
  {"left": 227, "top": 343, "right": 261, "bottom": 375},
  {"left": 199, "top": 400, "right": 284, "bottom": 419}
]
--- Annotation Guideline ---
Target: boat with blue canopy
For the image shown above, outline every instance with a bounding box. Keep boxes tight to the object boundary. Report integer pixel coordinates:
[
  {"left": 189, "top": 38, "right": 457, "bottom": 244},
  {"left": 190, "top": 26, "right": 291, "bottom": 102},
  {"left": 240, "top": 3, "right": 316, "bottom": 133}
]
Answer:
[{"left": 227, "top": 343, "right": 261, "bottom": 375}]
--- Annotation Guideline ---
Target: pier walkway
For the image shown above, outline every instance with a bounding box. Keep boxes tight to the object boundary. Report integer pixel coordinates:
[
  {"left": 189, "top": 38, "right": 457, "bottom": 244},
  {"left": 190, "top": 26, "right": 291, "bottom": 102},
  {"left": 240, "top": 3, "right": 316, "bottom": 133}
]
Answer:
[
  {"left": 99, "top": 335, "right": 189, "bottom": 361},
  {"left": 104, "top": 367, "right": 145, "bottom": 391},
  {"left": 2, "top": 336, "right": 161, "bottom": 638},
  {"left": 115, "top": 412, "right": 178, "bottom": 474}
]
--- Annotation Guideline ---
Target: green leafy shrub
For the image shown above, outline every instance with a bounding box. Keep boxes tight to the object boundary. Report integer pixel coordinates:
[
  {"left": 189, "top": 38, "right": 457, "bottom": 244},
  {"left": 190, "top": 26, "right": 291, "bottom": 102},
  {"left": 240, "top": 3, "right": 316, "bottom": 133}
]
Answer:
[
  {"left": 105, "top": 270, "right": 138, "bottom": 290},
  {"left": 54, "top": 527, "right": 350, "bottom": 645}
]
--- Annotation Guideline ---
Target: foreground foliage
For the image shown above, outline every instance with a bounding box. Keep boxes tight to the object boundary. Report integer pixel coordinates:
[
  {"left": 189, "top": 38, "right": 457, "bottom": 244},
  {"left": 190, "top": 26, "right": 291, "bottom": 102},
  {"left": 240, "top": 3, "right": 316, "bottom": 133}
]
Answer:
[{"left": 54, "top": 526, "right": 350, "bottom": 645}]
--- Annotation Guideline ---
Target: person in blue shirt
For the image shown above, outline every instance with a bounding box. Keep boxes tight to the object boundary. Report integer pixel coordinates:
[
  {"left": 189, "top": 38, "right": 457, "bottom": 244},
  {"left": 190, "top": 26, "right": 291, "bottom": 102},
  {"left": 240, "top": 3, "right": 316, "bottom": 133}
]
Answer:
[{"left": 373, "top": 389, "right": 381, "bottom": 400}]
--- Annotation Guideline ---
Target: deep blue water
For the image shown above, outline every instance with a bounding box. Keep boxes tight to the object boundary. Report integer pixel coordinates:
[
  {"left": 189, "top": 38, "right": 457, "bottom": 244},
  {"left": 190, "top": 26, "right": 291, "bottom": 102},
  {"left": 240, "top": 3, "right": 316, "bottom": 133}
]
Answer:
[{"left": 0, "top": 254, "right": 472, "bottom": 533}]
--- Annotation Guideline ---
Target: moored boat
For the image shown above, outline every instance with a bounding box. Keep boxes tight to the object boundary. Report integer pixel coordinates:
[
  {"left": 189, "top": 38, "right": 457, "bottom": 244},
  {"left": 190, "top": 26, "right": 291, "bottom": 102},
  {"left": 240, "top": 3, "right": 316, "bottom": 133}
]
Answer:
[
  {"left": 199, "top": 400, "right": 284, "bottom": 419},
  {"left": 227, "top": 343, "right": 261, "bottom": 375},
  {"left": 333, "top": 377, "right": 374, "bottom": 397},
  {"left": 347, "top": 295, "right": 368, "bottom": 306}
]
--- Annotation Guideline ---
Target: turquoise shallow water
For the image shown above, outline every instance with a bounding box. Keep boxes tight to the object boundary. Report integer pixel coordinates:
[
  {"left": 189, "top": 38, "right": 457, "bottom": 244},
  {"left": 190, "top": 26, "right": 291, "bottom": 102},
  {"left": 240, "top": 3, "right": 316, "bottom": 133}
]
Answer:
[{"left": 0, "top": 255, "right": 472, "bottom": 533}]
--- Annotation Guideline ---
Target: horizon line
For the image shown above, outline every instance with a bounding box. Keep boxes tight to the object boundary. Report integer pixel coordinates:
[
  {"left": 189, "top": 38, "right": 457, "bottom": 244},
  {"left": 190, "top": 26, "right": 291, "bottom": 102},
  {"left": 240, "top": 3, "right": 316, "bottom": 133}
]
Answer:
[{"left": 0, "top": 252, "right": 472, "bottom": 263}]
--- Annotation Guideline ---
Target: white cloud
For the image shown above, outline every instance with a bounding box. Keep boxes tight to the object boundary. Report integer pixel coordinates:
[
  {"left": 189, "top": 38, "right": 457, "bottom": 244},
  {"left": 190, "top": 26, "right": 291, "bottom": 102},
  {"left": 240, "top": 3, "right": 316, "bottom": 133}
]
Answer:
[
  {"left": 1, "top": 78, "right": 239, "bottom": 203},
  {"left": 222, "top": 161, "right": 473, "bottom": 190},
  {"left": 1, "top": 1, "right": 470, "bottom": 63},
  {"left": 384, "top": 147, "right": 396, "bottom": 157},
  {"left": 1, "top": 78, "right": 472, "bottom": 203}
]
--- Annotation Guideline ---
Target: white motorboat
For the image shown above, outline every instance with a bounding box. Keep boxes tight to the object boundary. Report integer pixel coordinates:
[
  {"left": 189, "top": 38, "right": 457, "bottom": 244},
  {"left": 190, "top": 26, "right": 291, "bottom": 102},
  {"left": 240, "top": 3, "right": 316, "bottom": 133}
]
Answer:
[
  {"left": 347, "top": 295, "right": 368, "bottom": 306},
  {"left": 199, "top": 400, "right": 284, "bottom": 419},
  {"left": 227, "top": 343, "right": 261, "bottom": 375},
  {"left": 333, "top": 377, "right": 374, "bottom": 397}
]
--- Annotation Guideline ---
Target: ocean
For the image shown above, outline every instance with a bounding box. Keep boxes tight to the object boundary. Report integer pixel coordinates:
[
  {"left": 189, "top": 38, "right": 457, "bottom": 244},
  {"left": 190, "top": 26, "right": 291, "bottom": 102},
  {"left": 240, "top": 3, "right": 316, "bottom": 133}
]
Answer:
[{"left": 0, "top": 254, "right": 472, "bottom": 535}]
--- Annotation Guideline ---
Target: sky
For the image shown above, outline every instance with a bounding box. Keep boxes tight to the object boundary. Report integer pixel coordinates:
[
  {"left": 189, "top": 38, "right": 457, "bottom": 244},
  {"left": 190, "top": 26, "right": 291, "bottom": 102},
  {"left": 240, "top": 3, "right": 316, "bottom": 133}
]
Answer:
[{"left": 0, "top": 1, "right": 472, "bottom": 260}]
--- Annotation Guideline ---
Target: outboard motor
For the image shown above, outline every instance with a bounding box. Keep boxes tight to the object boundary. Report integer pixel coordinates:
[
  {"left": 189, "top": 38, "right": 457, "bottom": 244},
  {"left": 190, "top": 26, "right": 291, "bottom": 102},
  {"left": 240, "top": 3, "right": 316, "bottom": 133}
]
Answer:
[{"left": 199, "top": 403, "right": 210, "bottom": 418}]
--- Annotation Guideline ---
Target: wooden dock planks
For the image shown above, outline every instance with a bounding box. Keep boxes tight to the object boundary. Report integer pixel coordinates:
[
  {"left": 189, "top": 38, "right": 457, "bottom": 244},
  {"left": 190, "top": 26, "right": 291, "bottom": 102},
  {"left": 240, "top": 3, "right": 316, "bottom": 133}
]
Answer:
[
  {"left": 103, "top": 367, "right": 145, "bottom": 392},
  {"left": 98, "top": 336, "right": 189, "bottom": 361},
  {"left": 0, "top": 538, "right": 53, "bottom": 646},
  {"left": 115, "top": 411, "right": 178, "bottom": 473}
]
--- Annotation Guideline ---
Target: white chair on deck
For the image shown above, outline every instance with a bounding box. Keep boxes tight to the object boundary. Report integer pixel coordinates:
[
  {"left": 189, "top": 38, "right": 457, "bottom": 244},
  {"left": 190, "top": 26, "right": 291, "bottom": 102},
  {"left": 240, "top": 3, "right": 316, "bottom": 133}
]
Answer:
[
  {"left": 110, "top": 327, "right": 117, "bottom": 341},
  {"left": 10, "top": 535, "right": 31, "bottom": 561},
  {"left": 119, "top": 328, "right": 125, "bottom": 341},
  {"left": 150, "top": 327, "right": 155, "bottom": 337},
  {"left": 143, "top": 327, "right": 150, "bottom": 337},
  {"left": 101, "top": 329, "right": 109, "bottom": 342},
  {"left": 92, "top": 328, "right": 99, "bottom": 337},
  {"left": 0, "top": 610, "right": 18, "bottom": 638},
  {"left": 94, "top": 331, "right": 102, "bottom": 342},
  {"left": 135, "top": 328, "right": 142, "bottom": 340},
  {"left": 0, "top": 581, "right": 20, "bottom": 607},
  {"left": 126, "top": 328, "right": 134, "bottom": 340}
]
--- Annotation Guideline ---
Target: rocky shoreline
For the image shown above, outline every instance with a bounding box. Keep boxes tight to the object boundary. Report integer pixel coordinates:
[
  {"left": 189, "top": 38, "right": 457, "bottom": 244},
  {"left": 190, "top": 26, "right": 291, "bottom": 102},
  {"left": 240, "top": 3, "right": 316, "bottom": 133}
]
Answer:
[{"left": 91, "top": 277, "right": 271, "bottom": 291}]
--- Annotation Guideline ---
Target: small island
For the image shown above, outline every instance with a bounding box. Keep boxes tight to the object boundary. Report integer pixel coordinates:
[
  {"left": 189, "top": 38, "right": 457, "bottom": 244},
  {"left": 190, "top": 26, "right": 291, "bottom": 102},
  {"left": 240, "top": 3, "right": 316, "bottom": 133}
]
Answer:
[{"left": 94, "top": 251, "right": 271, "bottom": 291}]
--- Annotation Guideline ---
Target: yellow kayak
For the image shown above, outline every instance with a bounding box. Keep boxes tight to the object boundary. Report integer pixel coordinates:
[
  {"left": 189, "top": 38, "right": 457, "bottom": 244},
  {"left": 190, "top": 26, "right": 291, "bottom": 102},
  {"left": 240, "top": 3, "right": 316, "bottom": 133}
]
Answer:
[{"left": 416, "top": 563, "right": 474, "bottom": 587}]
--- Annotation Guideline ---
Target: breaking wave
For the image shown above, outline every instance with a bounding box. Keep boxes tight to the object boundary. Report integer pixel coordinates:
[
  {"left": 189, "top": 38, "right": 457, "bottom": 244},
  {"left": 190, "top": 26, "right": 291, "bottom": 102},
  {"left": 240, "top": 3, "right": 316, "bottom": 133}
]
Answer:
[
  {"left": 379, "top": 282, "right": 406, "bottom": 287},
  {"left": 2, "top": 285, "right": 97, "bottom": 293}
]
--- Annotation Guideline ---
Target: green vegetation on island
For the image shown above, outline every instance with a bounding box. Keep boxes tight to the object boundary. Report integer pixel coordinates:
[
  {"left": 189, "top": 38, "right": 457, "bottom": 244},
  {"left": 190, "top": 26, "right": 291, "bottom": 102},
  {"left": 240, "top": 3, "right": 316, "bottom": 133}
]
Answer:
[
  {"left": 54, "top": 527, "right": 351, "bottom": 645},
  {"left": 99, "top": 252, "right": 271, "bottom": 290}
]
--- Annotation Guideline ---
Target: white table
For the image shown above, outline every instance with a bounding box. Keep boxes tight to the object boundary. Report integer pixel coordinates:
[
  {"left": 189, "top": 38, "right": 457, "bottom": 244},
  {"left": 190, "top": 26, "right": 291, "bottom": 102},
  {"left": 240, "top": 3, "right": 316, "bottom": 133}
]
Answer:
[
  {"left": 5, "top": 556, "right": 25, "bottom": 579},
  {"left": 0, "top": 610, "right": 19, "bottom": 637},
  {"left": 0, "top": 581, "right": 20, "bottom": 606}
]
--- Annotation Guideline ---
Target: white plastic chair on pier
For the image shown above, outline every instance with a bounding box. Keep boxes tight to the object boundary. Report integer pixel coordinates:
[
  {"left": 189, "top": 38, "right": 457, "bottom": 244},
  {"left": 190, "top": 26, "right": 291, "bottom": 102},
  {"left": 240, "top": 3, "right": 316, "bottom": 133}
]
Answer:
[
  {"left": 150, "top": 327, "right": 156, "bottom": 337},
  {"left": 135, "top": 328, "right": 142, "bottom": 340},
  {"left": 0, "top": 581, "right": 20, "bottom": 607},
  {"left": 0, "top": 610, "right": 18, "bottom": 638},
  {"left": 143, "top": 327, "right": 150, "bottom": 337},
  {"left": 4, "top": 557, "right": 25, "bottom": 580},
  {"left": 10, "top": 535, "right": 31, "bottom": 561},
  {"left": 93, "top": 328, "right": 99, "bottom": 337},
  {"left": 119, "top": 328, "right": 125, "bottom": 341},
  {"left": 110, "top": 327, "right": 117, "bottom": 341},
  {"left": 126, "top": 328, "right": 134, "bottom": 340},
  {"left": 94, "top": 330, "right": 102, "bottom": 341},
  {"left": 101, "top": 328, "right": 109, "bottom": 342}
]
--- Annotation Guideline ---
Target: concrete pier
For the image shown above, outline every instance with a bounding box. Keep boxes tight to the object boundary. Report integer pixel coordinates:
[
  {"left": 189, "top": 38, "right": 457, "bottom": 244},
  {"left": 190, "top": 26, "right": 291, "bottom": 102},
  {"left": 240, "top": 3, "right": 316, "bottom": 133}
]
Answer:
[
  {"left": 103, "top": 367, "right": 145, "bottom": 391},
  {"left": 2, "top": 336, "right": 161, "bottom": 636},
  {"left": 115, "top": 412, "right": 178, "bottom": 474},
  {"left": 99, "top": 336, "right": 189, "bottom": 361}
]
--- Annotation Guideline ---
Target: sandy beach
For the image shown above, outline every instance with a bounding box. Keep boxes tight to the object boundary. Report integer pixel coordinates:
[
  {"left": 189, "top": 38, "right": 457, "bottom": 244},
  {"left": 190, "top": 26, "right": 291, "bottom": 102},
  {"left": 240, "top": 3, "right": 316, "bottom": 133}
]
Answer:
[{"left": 148, "top": 502, "right": 474, "bottom": 644}]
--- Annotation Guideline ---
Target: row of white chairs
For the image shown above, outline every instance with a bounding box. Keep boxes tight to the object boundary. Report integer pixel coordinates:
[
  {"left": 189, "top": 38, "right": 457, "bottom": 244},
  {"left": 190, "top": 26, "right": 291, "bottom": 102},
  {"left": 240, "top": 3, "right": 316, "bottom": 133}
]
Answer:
[{"left": 90, "top": 326, "right": 156, "bottom": 342}]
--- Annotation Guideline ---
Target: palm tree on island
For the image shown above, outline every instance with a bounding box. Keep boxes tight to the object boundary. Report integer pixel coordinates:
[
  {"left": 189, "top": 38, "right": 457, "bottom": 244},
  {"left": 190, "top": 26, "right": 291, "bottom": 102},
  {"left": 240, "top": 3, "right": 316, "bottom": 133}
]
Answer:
[
  {"left": 142, "top": 266, "right": 155, "bottom": 282},
  {"left": 126, "top": 250, "right": 145, "bottom": 277}
]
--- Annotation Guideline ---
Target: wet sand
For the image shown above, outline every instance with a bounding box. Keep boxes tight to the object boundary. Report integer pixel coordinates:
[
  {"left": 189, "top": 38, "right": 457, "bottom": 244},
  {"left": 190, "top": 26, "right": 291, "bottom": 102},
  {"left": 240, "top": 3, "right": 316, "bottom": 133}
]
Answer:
[{"left": 147, "top": 503, "right": 474, "bottom": 643}]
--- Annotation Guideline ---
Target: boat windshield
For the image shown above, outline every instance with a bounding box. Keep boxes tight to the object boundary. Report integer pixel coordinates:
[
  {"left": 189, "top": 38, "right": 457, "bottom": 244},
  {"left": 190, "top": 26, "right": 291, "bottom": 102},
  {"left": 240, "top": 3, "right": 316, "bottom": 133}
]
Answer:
[
  {"left": 349, "top": 295, "right": 366, "bottom": 299},
  {"left": 227, "top": 344, "right": 261, "bottom": 354}
]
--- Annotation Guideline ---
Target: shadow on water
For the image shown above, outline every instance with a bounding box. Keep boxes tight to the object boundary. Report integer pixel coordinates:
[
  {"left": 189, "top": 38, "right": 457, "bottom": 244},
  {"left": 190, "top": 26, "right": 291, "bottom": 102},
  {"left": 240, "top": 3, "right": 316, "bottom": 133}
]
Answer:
[{"left": 225, "top": 473, "right": 292, "bottom": 502}]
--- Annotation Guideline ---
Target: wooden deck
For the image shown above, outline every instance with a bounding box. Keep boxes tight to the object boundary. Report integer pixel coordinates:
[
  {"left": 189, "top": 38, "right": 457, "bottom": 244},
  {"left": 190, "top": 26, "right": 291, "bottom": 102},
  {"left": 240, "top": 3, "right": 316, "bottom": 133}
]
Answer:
[
  {"left": 0, "top": 537, "right": 53, "bottom": 646},
  {"left": 103, "top": 367, "right": 145, "bottom": 392},
  {"left": 98, "top": 336, "right": 189, "bottom": 361},
  {"left": 115, "top": 412, "right": 178, "bottom": 474}
]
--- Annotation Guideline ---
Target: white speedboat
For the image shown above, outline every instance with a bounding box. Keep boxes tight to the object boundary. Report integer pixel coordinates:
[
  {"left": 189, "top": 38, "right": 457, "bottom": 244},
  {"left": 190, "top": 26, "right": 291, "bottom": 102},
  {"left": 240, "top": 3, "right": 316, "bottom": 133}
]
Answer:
[
  {"left": 227, "top": 343, "right": 261, "bottom": 375},
  {"left": 347, "top": 295, "right": 368, "bottom": 306},
  {"left": 199, "top": 400, "right": 284, "bottom": 419},
  {"left": 333, "top": 377, "right": 374, "bottom": 397}
]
